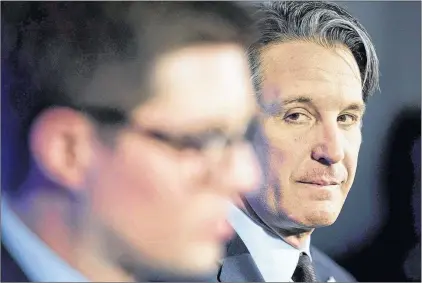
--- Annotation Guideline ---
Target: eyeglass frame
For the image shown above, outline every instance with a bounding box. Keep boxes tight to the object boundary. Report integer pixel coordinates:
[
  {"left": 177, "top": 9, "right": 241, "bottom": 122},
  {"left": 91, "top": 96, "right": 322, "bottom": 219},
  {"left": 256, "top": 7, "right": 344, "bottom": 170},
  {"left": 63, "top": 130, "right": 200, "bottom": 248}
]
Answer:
[{"left": 71, "top": 105, "right": 259, "bottom": 155}]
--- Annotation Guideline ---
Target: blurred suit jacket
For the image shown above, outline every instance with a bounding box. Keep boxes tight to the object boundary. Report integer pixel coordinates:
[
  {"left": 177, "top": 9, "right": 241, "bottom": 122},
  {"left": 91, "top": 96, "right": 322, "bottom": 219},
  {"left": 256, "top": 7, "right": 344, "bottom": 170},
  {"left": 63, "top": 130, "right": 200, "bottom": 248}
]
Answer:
[
  {"left": 0, "top": 243, "right": 213, "bottom": 283},
  {"left": 1, "top": 244, "right": 30, "bottom": 282},
  {"left": 214, "top": 233, "right": 356, "bottom": 282},
  {"left": 2, "top": 233, "right": 356, "bottom": 283}
]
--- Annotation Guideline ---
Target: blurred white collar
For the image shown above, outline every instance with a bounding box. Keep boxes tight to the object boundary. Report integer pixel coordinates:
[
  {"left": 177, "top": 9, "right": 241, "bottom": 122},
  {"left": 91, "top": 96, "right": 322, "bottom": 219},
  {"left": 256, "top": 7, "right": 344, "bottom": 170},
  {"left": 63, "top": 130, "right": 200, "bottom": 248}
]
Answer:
[{"left": 1, "top": 198, "right": 88, "bottom": 282}]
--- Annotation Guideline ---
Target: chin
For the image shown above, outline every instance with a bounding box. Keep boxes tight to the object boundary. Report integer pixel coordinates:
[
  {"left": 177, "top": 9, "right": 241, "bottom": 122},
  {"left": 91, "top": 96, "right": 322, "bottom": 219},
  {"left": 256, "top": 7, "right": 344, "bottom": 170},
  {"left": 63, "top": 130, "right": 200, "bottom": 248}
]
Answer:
[{"left": 302, "top": 208, "right": 341, "bottom": 228}]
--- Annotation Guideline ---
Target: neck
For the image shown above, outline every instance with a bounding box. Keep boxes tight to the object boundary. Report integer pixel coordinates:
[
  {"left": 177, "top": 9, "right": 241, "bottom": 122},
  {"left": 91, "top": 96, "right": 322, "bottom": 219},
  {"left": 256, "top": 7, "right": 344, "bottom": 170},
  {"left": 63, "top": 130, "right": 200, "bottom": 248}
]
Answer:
[
  {"left": 240, "top": 197, "right": 314, "bottom": 249},
  {"left": 276, "top": 228, "right": 313, "bottom": 249},
  {"left": 7, "top": 181, "right": 137, "bottom": 282}
]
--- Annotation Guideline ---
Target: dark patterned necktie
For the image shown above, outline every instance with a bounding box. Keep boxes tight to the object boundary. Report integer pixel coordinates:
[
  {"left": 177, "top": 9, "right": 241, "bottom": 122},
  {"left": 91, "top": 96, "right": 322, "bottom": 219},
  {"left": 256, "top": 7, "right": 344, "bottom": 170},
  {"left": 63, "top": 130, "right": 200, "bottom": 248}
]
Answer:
[{"left": 292, "top": 253, "right": 318, "bottom": 282}]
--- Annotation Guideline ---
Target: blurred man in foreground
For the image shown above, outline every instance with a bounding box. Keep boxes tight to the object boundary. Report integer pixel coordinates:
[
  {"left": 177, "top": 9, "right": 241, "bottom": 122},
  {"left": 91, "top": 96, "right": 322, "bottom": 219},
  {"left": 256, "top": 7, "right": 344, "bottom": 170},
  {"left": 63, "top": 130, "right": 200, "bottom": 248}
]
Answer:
[
  {"left": 1, "top": 2, "right": 260, "bottom": 281},
  {"left": 217, "top": 1, "right": 380, "bottom": 282}
]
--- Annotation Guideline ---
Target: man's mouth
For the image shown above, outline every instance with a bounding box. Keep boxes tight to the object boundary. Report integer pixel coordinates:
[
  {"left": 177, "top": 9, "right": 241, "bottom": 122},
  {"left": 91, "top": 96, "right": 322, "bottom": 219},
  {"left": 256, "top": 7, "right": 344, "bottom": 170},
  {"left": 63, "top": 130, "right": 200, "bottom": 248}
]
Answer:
[{"left": 297, "top": 178, "right": 340, "bottom": 186}]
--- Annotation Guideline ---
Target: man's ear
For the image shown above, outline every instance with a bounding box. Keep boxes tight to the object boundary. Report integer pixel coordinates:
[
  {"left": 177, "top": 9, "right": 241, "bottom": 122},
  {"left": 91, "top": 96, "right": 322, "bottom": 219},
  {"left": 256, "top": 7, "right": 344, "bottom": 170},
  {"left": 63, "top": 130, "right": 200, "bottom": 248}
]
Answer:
[{"left": 29, "top": 107, "right": 96, "bottom": 191}]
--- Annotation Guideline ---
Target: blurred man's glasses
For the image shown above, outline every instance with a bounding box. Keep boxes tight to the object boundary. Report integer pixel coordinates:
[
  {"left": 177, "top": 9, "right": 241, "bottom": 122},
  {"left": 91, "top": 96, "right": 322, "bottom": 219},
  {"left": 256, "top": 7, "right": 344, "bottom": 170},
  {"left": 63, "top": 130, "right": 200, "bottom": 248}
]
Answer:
[{"left": 73, "top": 105, "right": 258, "bottom": 156}]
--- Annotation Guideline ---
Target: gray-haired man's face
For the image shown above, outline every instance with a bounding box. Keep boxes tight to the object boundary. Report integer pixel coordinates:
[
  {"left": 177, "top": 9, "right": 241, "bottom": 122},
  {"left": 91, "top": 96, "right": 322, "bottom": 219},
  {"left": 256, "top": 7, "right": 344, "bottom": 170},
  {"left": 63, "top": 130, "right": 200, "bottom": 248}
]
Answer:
[{"left": 246, "top": 40, "right": 364, "bottom": 230}]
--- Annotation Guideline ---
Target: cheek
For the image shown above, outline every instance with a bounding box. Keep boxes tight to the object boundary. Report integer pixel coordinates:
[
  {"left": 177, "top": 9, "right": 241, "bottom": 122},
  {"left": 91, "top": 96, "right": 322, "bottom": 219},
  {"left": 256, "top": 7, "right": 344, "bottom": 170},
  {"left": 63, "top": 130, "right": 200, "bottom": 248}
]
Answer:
[
  {"left": 88, "top": 138, "right": 227, "bottom": 245},
  {"left": 88, "top": 139, "right": 195, "bottom": 231},
  {"left": 261, "top": 121, "right": 309, "bottom": 209},
  {"left": 263, "top": 120, "right": 310, "bottom": 180},
  {"left": 119, "top": 150, "right": 189, "bottom": 214},
  {"left": 344, "top": 130, "right": 362, "bottom": 181}
]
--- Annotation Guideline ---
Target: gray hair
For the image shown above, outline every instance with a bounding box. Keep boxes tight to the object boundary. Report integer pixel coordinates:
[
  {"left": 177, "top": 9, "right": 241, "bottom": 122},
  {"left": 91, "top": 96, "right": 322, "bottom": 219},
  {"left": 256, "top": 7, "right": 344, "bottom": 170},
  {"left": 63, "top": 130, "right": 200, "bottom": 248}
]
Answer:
[{"left": 248, "top": 1, "right": 380, "bottom": 102}]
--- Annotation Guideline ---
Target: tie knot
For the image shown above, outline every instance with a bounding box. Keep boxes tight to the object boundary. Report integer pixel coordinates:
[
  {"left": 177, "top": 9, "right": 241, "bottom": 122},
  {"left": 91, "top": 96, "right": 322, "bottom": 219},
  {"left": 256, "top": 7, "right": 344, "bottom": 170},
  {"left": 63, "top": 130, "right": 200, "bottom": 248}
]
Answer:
[
  {"left": 292, "top": 253, "right": 317, "bottom": 282},
  {"left": 298, "top": 252, "right": 312, "bottom": 266}
]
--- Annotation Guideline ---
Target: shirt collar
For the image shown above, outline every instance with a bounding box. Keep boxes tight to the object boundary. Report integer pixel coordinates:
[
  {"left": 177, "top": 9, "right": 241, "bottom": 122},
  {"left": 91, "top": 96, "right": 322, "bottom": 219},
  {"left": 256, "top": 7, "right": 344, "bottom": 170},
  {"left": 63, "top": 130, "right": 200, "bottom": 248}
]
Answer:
[
  {"left": 1, "top": 198, "right": 89, "bottom": 282},
  {"left": 228, "top": 203, "right": 311, "bottom": 282}
]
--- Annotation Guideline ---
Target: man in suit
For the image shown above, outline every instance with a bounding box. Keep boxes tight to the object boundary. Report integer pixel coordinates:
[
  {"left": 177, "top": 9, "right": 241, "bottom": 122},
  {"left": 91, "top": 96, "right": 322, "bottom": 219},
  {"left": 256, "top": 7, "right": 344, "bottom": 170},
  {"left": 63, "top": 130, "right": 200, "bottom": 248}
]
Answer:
[
  {"left": 216, "top": 1, "right": 380, "bottom": 282},
  {"left": 1, "top": 2, "right": 261, "bottom": 281}
]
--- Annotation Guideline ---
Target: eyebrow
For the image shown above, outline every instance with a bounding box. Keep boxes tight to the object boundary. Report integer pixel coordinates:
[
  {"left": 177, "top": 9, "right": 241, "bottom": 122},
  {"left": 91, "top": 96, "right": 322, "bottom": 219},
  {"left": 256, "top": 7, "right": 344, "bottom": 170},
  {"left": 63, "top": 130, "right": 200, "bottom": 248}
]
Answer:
[
  {"left": 344, "top": 102, "right": 366, "bottom": 114},
  {"left": 282, "top": 96, "right": 313, "bottom": 106},
  {"left": 259, "top": 95, "right": 366, "bottom": 115},
  {"left": 288, "top": 96, "right": 366, "bottom": 114},
  {"left": 259, "top": 95, "right": 313, "bottom": 115}
]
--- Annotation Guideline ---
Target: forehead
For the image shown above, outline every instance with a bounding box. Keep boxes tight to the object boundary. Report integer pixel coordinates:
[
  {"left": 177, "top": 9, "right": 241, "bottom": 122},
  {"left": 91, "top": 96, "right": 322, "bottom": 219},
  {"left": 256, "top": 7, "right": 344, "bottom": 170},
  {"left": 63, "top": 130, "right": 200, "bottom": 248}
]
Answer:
[
  {"left": 260, "top": 41, "right": 363, "bottom": 109},
  {"left": 134, "top": 44, "right": 254, "bottom": 132}
]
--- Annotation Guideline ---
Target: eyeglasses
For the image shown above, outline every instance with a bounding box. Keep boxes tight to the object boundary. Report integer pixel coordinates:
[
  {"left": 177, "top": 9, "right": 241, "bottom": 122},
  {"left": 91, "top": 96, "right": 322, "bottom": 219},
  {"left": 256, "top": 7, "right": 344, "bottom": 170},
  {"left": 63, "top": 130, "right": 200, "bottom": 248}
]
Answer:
[
  {"left": 73, "top": 105, "right": 259, "bottom": 154},
  {"left": 130, "top": 118, "right": 259, "bottom": 154}
]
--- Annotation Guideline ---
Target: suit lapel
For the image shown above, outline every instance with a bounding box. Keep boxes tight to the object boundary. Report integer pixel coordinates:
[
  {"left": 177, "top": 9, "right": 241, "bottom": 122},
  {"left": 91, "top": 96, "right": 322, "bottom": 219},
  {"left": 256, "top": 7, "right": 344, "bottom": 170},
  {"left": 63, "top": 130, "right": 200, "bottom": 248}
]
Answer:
[
  {"left": 217, "top": 239, "right": 338, "bottom": 282},
  {"left": 310, "top": 247, "right": 335, "bottom": 282},
  {"left": 217, "top": 234, "right": 264, "bottom": 282},
  {"left": 218, "top": 253, "right": 263, "bottom": 282},
  {"left": 313, "top": 260, "right": 332, "bottom": 282}
]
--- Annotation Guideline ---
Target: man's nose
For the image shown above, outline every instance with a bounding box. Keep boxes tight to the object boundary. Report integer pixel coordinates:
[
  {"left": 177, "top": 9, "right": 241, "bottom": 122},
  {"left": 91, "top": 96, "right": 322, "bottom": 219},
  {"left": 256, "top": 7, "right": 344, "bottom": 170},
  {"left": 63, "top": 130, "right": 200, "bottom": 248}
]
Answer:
[{"left": 311, "top": 123, "right": 345, "bottom": 165}]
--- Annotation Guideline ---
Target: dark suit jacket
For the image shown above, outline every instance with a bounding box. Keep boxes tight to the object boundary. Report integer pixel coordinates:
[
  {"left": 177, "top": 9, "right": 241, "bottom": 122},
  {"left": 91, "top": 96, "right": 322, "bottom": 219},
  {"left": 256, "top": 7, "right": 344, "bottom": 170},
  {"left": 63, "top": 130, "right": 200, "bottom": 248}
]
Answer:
[
  {"left": 1, "top": 243, "right": 30, "bottom": 282},
  {"left": 215, "top": 234, "right": 356, "bottom": 282}
]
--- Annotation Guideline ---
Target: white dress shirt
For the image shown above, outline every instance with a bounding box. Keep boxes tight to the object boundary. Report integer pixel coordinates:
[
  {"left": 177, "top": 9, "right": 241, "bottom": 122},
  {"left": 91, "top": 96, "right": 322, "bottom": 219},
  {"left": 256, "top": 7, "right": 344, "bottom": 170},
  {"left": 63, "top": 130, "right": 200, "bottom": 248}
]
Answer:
[
  {"left": 1, "top": 199, "right": 88, "bottom": 282},
  {"left": 228, "top": 203, "right": 312, "bottom": 282}
]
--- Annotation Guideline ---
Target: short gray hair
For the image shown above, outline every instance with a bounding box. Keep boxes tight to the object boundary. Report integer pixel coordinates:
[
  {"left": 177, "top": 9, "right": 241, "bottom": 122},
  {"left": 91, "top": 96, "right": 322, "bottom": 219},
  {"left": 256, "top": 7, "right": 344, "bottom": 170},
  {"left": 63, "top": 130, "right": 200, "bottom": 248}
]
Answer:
[{"left": 248, "top": 1, "right": 380, "bottom": 102}]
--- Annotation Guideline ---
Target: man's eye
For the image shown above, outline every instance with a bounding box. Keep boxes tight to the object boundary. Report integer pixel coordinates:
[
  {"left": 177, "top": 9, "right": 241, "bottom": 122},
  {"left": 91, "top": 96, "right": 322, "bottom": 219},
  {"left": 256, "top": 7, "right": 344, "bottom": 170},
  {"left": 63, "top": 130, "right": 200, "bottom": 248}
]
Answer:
[
  {"left": 338, "top": 114, "right": 359, "bottom": 126},
  {"left": 179, "top": 135, "right": 207, "bottom": 150},
  {"left": 180, "top": 131, "right": 226, "bottom": 151},
  {"left": 284, "top": 112, "right": 311, "bottom": 124}
]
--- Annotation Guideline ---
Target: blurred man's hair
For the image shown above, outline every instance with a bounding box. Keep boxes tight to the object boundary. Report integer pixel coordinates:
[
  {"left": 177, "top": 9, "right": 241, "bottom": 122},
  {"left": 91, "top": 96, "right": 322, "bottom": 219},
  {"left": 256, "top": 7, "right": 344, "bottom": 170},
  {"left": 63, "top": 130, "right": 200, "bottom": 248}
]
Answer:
[
  {"left": 247, "top": 1, "right": 380, "bottom": 103},
  {"left": 1, "top": 1, "right": 256, "bottom": 193}
]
